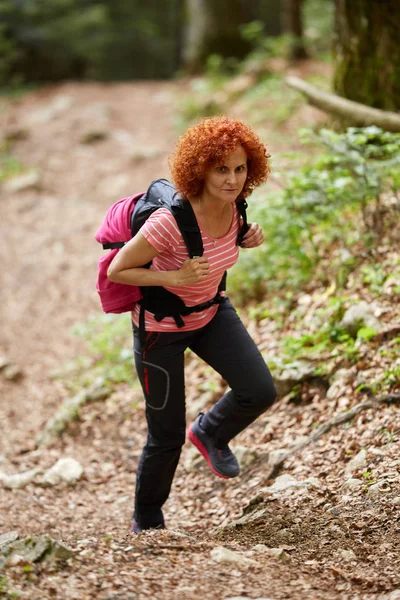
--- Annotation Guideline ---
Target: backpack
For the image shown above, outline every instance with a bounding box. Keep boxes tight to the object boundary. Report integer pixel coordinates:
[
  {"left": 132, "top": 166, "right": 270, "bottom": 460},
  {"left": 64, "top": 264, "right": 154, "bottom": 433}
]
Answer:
[{"left": 95, "top": 179, "right": 249, "bottom": 332}]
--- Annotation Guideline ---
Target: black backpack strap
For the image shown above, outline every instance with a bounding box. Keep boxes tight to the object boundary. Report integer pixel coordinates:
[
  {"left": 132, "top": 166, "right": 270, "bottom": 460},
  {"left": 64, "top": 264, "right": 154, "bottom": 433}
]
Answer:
[
  {"left": 236, "top": 198, "right": 249, "bottom": 246},
  {"left": 218, "top": 271, "right": 227, "bottom": 292},
  {"left": 102, "top": 241, "right": 126, "bottom": 250},
  {"left": 171, "top": 201, "right": 203, "bottom": 258}
]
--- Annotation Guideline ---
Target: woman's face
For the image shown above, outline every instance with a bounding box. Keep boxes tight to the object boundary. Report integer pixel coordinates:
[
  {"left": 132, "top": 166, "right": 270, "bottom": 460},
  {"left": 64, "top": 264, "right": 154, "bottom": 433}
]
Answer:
[{"left": 202, "top": 145, "right": 248, "bottom": 205}]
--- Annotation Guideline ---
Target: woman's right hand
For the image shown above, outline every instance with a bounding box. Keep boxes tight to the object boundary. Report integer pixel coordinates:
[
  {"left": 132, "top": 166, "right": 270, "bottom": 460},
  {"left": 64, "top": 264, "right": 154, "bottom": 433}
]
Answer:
[{"left": 175, "top": 257, "right": 210, "bottom": 285}]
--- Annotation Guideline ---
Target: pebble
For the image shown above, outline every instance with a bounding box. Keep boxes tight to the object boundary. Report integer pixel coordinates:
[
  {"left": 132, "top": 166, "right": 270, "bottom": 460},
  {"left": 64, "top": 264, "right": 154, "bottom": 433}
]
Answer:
[
  {"left": 43, "top": 457, "right": 83, "bottom": 486},
  {"left": 339, "top": 548, "right": 356, "bottom": 561},
  {"left": 342, "top": 478, "right": 363, "bottom": 490},
  {"left": 345, "top": 449, "right": 367, "bottom": 474},
  {"left": 210, "top": 546, "right": 257, "bottom": 566}
]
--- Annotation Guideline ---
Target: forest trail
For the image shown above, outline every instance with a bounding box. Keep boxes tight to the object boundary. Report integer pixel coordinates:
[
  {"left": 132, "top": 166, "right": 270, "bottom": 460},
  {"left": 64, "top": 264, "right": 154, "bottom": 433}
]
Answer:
[{"left": 0, "top": 80, "right": 399, "bottom": 600}]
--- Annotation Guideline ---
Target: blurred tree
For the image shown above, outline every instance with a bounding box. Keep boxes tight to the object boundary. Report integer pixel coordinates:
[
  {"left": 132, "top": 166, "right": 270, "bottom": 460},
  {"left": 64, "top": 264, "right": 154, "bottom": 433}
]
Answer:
[
  {"left": 282, "top": 0, "right": 308, "bottom": 59},
  {"left": 246, "top": 0, "right": 283, "bottom": 37},
  {"left": 0, "top": 0, "right": 184, "bottom": 84},
  {"left": 102, "top": 0, "right": 184, "bottom": 80},
  {"left": 334, "top": 0, "right": 400, "bottom": 110},
  {"left": 183, "top": 0, "right": 254, "bottom": 72}
]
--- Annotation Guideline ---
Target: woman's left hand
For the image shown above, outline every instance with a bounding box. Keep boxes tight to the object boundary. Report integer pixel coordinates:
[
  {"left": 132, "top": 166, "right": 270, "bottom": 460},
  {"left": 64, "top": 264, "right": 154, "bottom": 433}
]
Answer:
[{"left": 241, "top": 222, "right": 264, "bottom": 248}]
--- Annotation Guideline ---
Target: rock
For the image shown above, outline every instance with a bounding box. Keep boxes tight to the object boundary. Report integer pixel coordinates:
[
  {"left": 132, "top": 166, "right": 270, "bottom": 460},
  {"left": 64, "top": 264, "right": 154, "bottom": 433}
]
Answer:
[
  {"left": 367, "top": 483, "right": 383, "bottom": 497},
  {"left": 267, "top": 449, "right": 290, "bottom": 467},
  {"left": 2, "top": 364, "right": 23, "bottom": 381},
  {"left": 342, "top": 478, "right": 363, "bottom": 490},
  {"left": 272, "top": 359, "right": 315, "bottom": 397},
  {"left": 229, "top": 506, "right": 269, "bottom": 528},
  {"left": 183, "top": 446, "right": 203, "bottom": 472},
  {"left": 43, "top": 458, "right": 83, "bottom": 486},
  {"left": 252, "top": 544, "right": 289, "bottom": 561},
  {"left": 339, "top": 548, "right": 356, "bottom": 561},
  {"left": 261, "top": 474, "right": 322, "bottom": 495},
  {"left": 326, "top": 368, "right": 352, "bottom": 399},
  {"left": 345, "top": 449, "right": 367, "bottom": 475},
  {"left": 3, "top": 171, "right": 40, "bottom": 194},
  {"left": 0, "top": 534, "right": 75, "bottom": 565},
  {"left": 234, "top": 446, "right": 258, "bottom": 468},
  {"left": 0, "top": 467, "right": 42, "bottom": 489},
  {"left": 0, "top": 356, "right": 10, "bottom": 371},
  {"left": 340, "top": 301, "right": 382, "bottom": 337},
  {"left": 387, "top": 591, "right": 400, "bottom": 600},
  {"left": 392, "top": 496, "right": 400, "bottom": 506},
  {"left": 28, "top": 95, "right": 73, "bottom": 124},
  {"left": 210, "top": 546, "right": 257, "bottom": 566},
  {"left": 0, "top": 532, "right": 19, "bottom": 549}
]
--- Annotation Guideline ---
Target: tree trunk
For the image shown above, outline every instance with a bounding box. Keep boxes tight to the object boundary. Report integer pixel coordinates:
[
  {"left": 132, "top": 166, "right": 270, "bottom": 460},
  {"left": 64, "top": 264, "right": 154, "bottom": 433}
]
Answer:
[
  {"left": 334, "top": 0, "right": 400, "bottom": 111},
  {"left": 247, "top": 0, "right": 283, "bottom": 37},
  {"left": 183, "top": 0, "right": 253, "bottom": 73},
  {"left": 282, "top": 0, "right": 308, "bottom": 60}
]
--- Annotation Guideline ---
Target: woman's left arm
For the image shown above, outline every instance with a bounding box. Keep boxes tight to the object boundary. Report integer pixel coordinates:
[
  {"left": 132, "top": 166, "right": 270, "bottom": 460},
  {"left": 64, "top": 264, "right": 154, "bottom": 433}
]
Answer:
[{"left": 241, "top": 222, "right": 264, "bottom": 248}]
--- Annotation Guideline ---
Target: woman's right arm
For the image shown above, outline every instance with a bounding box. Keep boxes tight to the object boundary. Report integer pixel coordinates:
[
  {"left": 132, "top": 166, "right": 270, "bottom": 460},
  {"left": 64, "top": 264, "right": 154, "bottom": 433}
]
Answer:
[{"left": 107, "top": 232, "right": 209, "bottom": 287}]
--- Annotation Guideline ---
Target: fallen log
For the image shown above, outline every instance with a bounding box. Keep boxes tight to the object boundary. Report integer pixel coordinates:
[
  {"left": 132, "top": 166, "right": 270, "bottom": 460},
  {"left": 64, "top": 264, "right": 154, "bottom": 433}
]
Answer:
[{"left": 285, "top": 75, "right": 400, "bottom": 132}]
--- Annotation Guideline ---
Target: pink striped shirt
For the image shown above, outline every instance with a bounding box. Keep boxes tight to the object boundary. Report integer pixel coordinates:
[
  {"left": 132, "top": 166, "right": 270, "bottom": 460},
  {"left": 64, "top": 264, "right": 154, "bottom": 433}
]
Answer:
[{"left": 132, "top": 204, "right": 240, "bottom": 331}]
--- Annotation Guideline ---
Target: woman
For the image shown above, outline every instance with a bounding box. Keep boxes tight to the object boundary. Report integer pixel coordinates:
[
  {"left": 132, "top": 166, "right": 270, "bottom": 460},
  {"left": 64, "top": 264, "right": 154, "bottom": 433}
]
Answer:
[{"left": 107, "top": 116, "right": 277, "bottom": 533}]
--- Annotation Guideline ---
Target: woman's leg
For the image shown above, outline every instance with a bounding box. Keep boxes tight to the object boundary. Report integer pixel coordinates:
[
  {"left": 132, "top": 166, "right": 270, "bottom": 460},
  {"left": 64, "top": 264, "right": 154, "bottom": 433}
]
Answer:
[
  {"left": 189, "top": 299, "right": 277, "bottom": 447},
  {"left": 132, "top": 326, "right": 192, "bottom": 529}
]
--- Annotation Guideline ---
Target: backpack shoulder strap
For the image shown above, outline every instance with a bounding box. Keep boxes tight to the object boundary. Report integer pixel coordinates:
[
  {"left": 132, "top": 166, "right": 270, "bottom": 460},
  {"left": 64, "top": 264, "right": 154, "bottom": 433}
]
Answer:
[
  {"left": 236, "top": 197, "right": 249, "bottom": 246},
  {"left": 131, "top": 178, "right": 203, "bottom": 258},
  {"left": 171, "top": 199, "right": 203, "bottom": 258}
]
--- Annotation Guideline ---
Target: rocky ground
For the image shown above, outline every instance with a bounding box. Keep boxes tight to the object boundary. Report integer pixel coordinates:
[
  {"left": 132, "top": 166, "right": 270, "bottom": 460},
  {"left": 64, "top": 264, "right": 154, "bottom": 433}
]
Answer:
[{"left": 0, "top": 77, "right": 399, "bottom": 600}]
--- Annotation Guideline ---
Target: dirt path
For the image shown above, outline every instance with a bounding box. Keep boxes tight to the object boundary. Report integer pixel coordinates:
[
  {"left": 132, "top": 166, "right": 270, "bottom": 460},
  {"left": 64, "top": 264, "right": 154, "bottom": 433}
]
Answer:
[
  {"left": 0, "top": 81, "right": 182, "bottom": 448},
  {"left": 0, "top": 81, "right": 399, "bottom": 600}
]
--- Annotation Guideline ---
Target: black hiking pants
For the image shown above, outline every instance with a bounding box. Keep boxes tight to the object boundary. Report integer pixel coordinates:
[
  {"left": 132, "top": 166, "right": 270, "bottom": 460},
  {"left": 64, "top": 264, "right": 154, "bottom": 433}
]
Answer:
[{"left": 132, "top": 298, "right": 277, "bottom": 529}]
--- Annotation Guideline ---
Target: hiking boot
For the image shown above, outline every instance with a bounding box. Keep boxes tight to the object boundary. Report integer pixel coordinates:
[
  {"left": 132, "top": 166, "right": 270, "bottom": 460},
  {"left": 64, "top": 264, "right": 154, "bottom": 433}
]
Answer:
[{"left": 187, "top": 414, "right": 240, "bottom": 479}]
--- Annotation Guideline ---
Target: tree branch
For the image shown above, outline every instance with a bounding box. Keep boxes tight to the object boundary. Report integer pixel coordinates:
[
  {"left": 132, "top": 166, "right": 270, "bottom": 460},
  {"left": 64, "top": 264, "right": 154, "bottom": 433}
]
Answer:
[
  {"left": 261, "top": 393, "right": 400, "bottom": 483},
  {"left": 285, "top": 76, "right": 400, "bottom": 132}
]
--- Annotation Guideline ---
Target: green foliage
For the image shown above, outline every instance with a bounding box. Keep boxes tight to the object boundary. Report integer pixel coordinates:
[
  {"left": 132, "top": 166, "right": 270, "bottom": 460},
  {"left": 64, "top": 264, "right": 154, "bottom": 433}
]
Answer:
[
  {"left": 240, "top": 21, "right": 294, "bottom": 63},
  {"left": 356, "top": 327, "right": 377, "bottom": 342},
  {"left": 229, "top": 127, "right": 400, "bottom": 304},
  {"left": 68, "top": 313, "right": 136, "bottom": 388},
  {"left": 0, "top": 141, "right": 25, "bottom": 181},
  {"left": 280, "top": 296, "right": 360, "bottom": 363},
  {"left": 175, "top": 68, "right": 229, "bottom": 129},
  {"left": 0, "top": 576, "right": 20, "bottom": 599}
]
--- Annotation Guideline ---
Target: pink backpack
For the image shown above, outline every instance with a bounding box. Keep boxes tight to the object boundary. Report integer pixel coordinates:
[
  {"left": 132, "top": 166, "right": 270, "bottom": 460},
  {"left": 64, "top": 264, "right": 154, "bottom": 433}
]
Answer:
[
  {"left": 95, "top": 179, "right": 249, "bottom": 317},
  {"left": 95, "top": 192, "right": 144, "bottom": 313}
]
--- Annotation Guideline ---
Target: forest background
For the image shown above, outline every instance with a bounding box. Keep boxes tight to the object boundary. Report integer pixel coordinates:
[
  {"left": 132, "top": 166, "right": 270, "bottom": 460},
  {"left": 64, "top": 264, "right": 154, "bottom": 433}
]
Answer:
[{"left": 0, "top": 1, "right": 399, "bottom": 599}]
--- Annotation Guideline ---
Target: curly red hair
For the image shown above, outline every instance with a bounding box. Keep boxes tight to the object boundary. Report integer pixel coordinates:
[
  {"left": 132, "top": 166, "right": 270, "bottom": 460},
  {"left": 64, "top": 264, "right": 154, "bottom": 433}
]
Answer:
[{"left": 169, "top": 116, "right": 271, "bottom": 199}]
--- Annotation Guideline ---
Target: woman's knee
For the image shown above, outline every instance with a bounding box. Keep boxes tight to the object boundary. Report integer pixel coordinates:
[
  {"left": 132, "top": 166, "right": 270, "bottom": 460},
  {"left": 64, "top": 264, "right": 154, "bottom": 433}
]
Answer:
[
  {"left": 242, "top": 374, "right": 277, "bottom": 413},
  {"left": 147, "top": 426, "right": 186, "bottom": 450}
]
